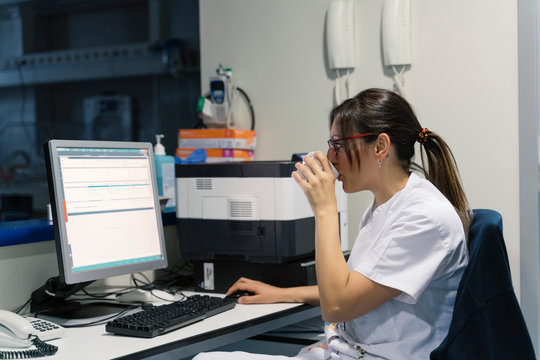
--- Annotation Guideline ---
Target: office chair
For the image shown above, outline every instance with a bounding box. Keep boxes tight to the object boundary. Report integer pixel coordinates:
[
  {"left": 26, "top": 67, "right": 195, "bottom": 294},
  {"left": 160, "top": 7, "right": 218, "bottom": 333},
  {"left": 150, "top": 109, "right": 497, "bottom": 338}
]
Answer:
[{"left": 430, "top": 209, "right": 536, "bottom": 359}]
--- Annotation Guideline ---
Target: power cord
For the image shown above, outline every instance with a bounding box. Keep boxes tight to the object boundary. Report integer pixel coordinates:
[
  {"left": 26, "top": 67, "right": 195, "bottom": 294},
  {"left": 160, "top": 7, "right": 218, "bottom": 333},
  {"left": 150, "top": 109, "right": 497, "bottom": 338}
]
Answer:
[
  {"left": 0, "top": 335, "right": 58, "bottom": 359},
  {"left": 391, "top": 65, "right": 409, "bottom": 97},
  {"left": 60, "top": 305, "right": 140, "bottom": 328}
]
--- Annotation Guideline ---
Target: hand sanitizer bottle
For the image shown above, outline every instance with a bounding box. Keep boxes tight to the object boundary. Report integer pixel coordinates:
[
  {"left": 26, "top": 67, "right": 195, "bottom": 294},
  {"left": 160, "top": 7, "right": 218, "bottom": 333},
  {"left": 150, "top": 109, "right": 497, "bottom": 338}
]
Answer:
[{"left": 154, "top": 134, "right": 175, "bottom": 212}]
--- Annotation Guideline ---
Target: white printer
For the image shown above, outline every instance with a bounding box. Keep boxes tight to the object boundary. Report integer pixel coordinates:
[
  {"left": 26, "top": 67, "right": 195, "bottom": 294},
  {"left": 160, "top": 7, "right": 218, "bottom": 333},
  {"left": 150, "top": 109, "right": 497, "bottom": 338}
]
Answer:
[{"left": 175, "top": 161, "right": 348, "bottom": 291}]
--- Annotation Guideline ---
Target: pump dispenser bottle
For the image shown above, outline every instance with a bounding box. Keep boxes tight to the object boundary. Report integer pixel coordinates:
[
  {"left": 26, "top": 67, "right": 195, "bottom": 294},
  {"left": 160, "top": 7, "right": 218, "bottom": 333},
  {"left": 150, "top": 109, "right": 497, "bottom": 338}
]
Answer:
[{"left": 154, "top": 134, "right": 175, "bottom": 212}]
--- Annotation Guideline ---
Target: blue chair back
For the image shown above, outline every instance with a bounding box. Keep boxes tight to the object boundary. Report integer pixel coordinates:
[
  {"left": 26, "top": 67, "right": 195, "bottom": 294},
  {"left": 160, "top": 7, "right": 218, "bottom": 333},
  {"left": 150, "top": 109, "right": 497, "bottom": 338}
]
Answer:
[{"left": 430, "top": 209, "right": 535, "bottom": 359}]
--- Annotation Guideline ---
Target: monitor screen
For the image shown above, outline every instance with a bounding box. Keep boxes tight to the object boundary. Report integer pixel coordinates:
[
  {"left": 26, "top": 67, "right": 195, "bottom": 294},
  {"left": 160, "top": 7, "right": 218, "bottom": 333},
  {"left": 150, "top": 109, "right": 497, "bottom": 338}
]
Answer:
[{"left": 44, "top": 139, "right": 168, "bottom": 285}]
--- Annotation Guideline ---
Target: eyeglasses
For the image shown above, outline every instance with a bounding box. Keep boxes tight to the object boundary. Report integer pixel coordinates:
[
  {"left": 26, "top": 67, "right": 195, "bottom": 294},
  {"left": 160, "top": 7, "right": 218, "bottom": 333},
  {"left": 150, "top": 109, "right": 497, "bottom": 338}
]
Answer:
[{"left": 327, "top": 133, "right": 378, "bottom": 153}]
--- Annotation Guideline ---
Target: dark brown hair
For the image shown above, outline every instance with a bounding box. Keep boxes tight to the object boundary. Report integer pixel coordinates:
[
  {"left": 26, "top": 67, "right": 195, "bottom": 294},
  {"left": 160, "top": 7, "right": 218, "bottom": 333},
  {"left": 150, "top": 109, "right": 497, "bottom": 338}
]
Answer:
[{"left": 330, "top": 88, "right": 472, "bottom": 237}]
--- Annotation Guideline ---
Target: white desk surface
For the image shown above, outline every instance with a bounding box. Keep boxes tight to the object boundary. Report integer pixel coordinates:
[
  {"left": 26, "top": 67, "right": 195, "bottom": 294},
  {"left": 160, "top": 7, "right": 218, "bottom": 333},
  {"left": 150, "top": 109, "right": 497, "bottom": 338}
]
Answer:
[{"left": 44, "top": 295, "right": 320, "bottom": 360}]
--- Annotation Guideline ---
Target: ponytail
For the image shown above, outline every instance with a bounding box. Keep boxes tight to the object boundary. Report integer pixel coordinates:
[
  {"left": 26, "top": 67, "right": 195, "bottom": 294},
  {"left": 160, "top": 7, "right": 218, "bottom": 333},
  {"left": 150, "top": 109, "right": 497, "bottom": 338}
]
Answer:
[{"left": 414, "top": 128, "right": 473, "bottom": 238}]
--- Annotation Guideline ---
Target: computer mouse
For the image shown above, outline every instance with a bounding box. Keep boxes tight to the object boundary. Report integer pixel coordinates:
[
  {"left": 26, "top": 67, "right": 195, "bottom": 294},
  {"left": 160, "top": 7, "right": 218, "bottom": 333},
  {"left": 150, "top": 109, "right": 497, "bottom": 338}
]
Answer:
[{"left": 226, "top": 290, "right": 255, "bottom": 300}]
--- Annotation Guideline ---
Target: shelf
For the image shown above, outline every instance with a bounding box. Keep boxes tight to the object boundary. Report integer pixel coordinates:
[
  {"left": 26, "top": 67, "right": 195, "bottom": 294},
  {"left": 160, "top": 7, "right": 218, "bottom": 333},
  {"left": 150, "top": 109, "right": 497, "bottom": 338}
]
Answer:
[
  {"left": 0, "top": 218, "right": 54, "bottom": 247},
  {"left": 0, "top": 42, "right": 191, "bottom": 87}
]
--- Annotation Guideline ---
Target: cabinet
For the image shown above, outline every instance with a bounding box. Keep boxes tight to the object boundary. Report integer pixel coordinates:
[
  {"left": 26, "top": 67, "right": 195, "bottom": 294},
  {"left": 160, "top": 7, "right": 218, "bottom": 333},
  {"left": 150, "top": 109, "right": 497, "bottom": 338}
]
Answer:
[{"left": 0, "top": 0, "right": 200, "bottom": 220}]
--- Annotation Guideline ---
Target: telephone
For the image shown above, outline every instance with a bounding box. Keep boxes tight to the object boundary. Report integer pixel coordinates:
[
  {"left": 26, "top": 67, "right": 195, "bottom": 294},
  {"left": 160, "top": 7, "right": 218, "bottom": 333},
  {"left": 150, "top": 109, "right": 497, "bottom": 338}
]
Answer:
[
  {"left": 326, "top": 0, "right": 356, "bottom": 104},
  {"left": 326, "top": 0, "right": 355, "bottom": 70},
  {"left": 0, "top": 309, "right": 63, "bottom": 357},
  {"left": 381, "top": 0, "right": 411, "bottom": 95},
  {"left": 382, "top": 0, "right": 411, "bottom": 66}
]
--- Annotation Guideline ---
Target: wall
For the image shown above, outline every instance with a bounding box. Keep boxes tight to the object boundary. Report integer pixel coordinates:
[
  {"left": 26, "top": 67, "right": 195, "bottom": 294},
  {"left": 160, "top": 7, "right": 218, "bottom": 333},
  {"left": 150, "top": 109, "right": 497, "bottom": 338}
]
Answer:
[
  {"left": 0, "top": 240, "right": 58, "bottom": 311},
  {"left": 199, "top": 0, "right": 522, "bottom": 307}
]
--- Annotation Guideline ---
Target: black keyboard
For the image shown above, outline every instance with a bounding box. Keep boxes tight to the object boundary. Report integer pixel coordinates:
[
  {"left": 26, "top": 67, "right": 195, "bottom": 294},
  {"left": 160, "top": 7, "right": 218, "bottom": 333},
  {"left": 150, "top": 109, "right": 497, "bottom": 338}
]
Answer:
[{"left": 105, "top": 294, "right": 237, "bottom": 338}]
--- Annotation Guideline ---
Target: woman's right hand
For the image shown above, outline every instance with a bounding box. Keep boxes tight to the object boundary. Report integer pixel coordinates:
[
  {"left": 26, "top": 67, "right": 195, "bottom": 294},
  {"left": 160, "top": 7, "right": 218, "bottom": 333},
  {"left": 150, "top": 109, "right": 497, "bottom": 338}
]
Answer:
[
  {"left": 225, "top": 277, "right": 286, "bottom": 304},
  {"left": 292, "top": 151, "right": 338, "bottom": 218},
  {"left": 225, "top": 278, "right": 320, "bottom": 306}
]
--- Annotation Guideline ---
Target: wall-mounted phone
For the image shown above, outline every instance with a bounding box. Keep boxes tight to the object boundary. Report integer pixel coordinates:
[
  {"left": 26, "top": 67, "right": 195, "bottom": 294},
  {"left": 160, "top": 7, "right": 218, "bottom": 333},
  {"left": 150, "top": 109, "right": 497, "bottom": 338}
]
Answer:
[
  {"left": 327, "top": 0, "right": 355, "bottom": 70},
  {"left": 0, "top": 309, "right": 62, "bottom": 357},
  {"left": 381, "top": 0, "right": 411, "bottom": 95},
  {"left": 326, "top": 0, "right": 356, "bottom": 104}
]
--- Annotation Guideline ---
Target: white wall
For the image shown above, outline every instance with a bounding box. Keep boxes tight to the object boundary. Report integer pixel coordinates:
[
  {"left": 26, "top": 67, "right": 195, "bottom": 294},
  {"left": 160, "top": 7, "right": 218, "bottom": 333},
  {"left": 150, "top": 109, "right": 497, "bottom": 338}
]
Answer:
[
  {"left": 199, "top": 0, "right": 522, "bottom": 307},
  {"left": 0, "top": 241, "right": 58, "bottom": 311}
]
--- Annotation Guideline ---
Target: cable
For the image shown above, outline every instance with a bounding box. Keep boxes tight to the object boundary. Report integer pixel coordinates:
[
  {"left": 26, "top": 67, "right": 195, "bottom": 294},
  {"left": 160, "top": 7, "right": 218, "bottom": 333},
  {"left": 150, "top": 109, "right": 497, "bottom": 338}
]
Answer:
[
  {"left": 131, "top": 275, "right": 154, "bottom": 290},
  {"left": 202, "top": 87, "right": 255, "bottom": 130},
  {"left": 226, "top": 86, "right": 238, "bottom": 129},
  {"left": 60, "top": 305, "right": 141, "bottom": 328},
  {"left": 29, "top": 269, "right": 195, "bottom": 329},
  {"left": 334, "top": 68, "right": 357, "bottom": 105},
  {"left": 15, "top": 298, "right": 32, "bottom": 315},
  {"left": 334, "top": 69, "right": 341, "bottom": 105},
  {"left": 0, "top": 336, "right": 58, "bottom": 358},
  {"left": 392, "top": 65, "right": 408, "bottom": 96},
  {"left": 235, "top": 87, "right": 255, "bottom": 130},
  {"left": 129, "top": 272, "right": 187, "bottom": 300},
  {"left": 80, "top": 287, "right": 134, "bottom": 299}
]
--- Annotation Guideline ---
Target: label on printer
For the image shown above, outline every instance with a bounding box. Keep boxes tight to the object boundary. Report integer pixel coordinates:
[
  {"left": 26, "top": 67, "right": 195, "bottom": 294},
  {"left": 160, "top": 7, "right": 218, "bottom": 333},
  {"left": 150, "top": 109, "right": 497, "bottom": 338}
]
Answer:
[{"left": 204, "top": 262, "right": 215, "bottom": 290}]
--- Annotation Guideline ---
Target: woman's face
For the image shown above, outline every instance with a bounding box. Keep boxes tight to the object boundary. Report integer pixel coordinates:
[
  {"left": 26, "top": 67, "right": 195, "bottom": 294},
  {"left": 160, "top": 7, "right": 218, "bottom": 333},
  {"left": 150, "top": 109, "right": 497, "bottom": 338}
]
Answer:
[{"left": 327, "top": 121, "right": 378, "bottom": 193}]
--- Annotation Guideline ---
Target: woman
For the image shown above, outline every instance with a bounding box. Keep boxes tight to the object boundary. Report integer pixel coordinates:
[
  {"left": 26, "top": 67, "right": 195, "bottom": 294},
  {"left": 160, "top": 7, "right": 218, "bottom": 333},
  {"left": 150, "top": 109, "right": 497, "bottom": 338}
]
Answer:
[{"left": 194, "top": 88, "right": 472, "bottom": 359}]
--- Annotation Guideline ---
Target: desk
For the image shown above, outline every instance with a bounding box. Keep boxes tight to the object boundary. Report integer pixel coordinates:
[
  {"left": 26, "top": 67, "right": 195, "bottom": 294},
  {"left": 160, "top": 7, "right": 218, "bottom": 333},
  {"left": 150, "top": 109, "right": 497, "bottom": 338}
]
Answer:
[{"left": 47, "top": 301, "right": 320, "bottom": 359}]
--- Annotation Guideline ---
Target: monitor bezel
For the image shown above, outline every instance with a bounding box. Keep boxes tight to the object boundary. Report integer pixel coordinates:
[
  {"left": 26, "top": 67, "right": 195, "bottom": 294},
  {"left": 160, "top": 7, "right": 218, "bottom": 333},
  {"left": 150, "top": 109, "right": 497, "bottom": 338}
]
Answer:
[{"left": 44, "top": 139, "right": 168, "bottom": 285}]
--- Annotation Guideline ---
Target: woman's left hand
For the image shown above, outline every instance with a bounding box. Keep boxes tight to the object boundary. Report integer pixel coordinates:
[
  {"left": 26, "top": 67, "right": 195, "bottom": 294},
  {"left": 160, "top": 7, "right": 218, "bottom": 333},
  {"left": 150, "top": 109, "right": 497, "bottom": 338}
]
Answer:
[{"left": 292, "top": 152, "right": 337, "bottom": 216}]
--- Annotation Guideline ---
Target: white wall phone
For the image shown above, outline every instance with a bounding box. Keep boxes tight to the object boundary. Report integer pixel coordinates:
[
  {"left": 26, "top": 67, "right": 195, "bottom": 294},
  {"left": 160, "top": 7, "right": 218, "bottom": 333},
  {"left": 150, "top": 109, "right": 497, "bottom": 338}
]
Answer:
[
  {"left": 382, "top": 0, "right": 411, "bottom": 95},
  {"left": 326, "top": 0, "right": 356, "bottom": 104},
  {"left": 0, "top": 309, "right": 63, "bottom": 356}
]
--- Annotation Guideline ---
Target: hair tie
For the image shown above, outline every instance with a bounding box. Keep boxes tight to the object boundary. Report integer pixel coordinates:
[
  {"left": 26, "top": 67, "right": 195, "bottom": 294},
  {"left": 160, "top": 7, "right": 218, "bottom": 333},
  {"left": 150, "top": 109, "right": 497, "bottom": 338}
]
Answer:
[{"left": 417, "top": 128, "right": 429, "bottom": 145}]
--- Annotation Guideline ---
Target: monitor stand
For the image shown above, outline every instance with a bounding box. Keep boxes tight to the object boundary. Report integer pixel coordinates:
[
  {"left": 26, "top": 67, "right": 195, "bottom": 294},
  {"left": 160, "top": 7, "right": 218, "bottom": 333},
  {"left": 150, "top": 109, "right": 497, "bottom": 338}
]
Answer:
[{"left": 30, "top": 276, "right": 130, "bottom": 320}]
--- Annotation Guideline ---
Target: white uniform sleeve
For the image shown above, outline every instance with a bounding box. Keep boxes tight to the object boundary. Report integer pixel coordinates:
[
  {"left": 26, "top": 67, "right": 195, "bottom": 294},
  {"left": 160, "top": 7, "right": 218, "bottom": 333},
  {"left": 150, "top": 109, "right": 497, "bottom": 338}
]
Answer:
[{"left": 352, "top": 210, "right": 451, "bottom": 304}]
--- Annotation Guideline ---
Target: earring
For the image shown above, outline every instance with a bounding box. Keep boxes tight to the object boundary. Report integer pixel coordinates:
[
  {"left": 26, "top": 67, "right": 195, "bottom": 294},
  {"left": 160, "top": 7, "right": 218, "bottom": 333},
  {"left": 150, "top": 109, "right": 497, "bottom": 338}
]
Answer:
[{"left": 377, "top": 159, "right": 382, "bottom": 168}]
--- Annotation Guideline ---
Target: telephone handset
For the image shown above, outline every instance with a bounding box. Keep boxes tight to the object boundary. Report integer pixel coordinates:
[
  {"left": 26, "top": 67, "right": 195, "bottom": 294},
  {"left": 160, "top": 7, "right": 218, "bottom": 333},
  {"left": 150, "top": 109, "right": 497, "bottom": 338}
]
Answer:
[
  {"left": 0, "top": 309, "right": 62, "bottom": 357},
  {"left": 381, "top": 0, "right": 411, "bottom": 95},
  {"left": 326, "top": 0, "right": 355, "bottom": 70},
  {"left": 326, "top": 0, "right": 356, "bottom": 104},
  {"left": 382, "top": 0, "right": 411, "bottom": 66}
]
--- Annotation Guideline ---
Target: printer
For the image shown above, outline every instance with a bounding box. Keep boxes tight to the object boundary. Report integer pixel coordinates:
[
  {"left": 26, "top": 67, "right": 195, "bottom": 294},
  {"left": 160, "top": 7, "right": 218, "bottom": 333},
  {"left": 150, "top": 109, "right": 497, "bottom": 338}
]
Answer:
[{"left": 176, "top": 161, "right": 348, "bottom": 292}]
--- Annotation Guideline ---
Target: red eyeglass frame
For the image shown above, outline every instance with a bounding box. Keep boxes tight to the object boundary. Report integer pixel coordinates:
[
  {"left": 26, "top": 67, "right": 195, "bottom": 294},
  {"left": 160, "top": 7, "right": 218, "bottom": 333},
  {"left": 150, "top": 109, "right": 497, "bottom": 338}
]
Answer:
[{"left": 327, "top": 133, "right": 378, "bottom": 152}]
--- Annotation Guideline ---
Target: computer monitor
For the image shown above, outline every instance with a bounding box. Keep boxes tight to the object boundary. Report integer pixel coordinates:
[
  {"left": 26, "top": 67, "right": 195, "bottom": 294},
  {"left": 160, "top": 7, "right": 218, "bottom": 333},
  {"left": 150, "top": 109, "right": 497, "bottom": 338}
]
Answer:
[{"left": 44, "top": 140, "right": 168, "bottom": 286}]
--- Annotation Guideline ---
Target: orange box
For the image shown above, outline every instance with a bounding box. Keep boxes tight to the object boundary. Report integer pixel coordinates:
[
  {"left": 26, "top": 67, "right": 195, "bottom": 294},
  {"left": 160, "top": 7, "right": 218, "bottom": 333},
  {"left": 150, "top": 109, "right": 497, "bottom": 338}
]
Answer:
[
  {"left": 176, "top": 148, "right": 254, "bottom": 163},
  {"left": 178, "top": 129, "right": 256, "bottom": 150}
]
